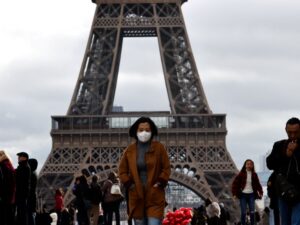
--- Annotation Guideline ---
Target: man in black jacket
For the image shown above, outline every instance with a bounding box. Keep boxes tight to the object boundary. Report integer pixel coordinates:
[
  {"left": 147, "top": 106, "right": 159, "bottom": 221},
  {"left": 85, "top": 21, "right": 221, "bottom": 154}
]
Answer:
[
  {"left": 89, "top": 174, "right": 102, "bottom": 225},
  {"left": 16, "top": 152, "right": 31, "bottom": 225},
  {"left": 28, "top": 158, "right": 38, "bottom": 225},
  {"left": 266, "top": 117, "right": 300, "bottom": 225}
]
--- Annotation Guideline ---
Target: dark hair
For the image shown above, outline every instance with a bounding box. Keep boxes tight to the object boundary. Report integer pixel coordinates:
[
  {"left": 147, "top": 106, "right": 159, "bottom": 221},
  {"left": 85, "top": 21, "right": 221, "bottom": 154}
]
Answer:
[
  {"left": 55, "top": 188, "right": 63, "bottom": 196},
  {"left": 286, "top": 117, "right": 300, "bottom": 127},
  {"left": 108, "top": 172, "right": 118, "bottom": 183},
  {"left": 79, "top": 175, "right": 88, "bottom": 184},
  {"left": 129, "top": 117, "right": 158, "bottom": 140},
  {"left": 205, "top": 198, "right": 212, "bottom": 206},
  {"left": 240, "top": 159, "right": 255, "bottom": 173},
  {"left": 92, "top": 174, "right": 98, "bottom": 183},
  {"left": 75, "top": 176, "right": 81, "bottom": 182}
]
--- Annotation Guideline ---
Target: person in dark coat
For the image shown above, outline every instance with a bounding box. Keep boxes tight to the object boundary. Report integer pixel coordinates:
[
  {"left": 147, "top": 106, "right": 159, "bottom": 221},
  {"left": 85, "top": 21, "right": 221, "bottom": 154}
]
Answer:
[
  {"left": 267, "top": 171, "right": 280, "bottom": 225},
  {"left": 232, "top": 159, "right": 263, "bottom": 225},
  {"left": 266, "top": 117, "right": 300, "bottom": 225},
  {"left": 89, "top": 175, "right": 102, "bottom": 225},
  {"left": 73, "top": 175, "right": 90, "bottom": 225},
  {"left": 35, "top": 204, "right": 51, "bottom": 225},
  {"left": 205, "top": 198, "right": 221, "bottom": 225},
  {"left": 15, "top": 151, "right": 31, "bottom": 225},
  {"left": 28, "top": 158, "right": 38, "bottom": 225},
  {"left": 0, "top": 150, "right": 16, "bottom": 225},
  {"left": 102, "top": 172, "right": 123, "bottom": 225},
  {"left": 219, "top": 203, "right": 230, "bottom": 225},
  {"left": 191, "top": 206, "right": 207, "bottom": 225}
]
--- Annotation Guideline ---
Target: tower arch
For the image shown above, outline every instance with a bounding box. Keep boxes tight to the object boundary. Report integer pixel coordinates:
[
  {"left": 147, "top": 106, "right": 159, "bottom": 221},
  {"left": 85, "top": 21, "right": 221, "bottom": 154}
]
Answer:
[{"left": 38, "top": 0, "right": 239, "bottom": 221}]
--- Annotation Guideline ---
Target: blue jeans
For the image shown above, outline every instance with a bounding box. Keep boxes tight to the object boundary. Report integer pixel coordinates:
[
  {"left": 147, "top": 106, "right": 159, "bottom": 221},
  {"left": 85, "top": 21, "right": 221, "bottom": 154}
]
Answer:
[
  {"left": 240, "top": 193, "right": 255, "bottom": 225},
  {"left": 278, "top": 198, "right": 300, "bottom": 225},
  {"left": 134, "top": 217, "right": 162, "bottom": 225}
]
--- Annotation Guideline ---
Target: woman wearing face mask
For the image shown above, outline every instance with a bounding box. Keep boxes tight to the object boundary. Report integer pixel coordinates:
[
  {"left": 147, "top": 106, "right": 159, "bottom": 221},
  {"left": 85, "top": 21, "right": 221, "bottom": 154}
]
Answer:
[
  {"left": 119, "top": 117, "right": 171, "bottom": 225},
  {"left": 232, "top": 159, "right": 263, "bottom": 225}
]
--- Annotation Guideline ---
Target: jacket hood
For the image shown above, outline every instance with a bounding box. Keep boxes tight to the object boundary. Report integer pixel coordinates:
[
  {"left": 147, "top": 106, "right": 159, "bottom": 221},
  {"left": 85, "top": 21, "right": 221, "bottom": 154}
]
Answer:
[{"left": 28, "top": 158, "right": 38, "bottom": 171}]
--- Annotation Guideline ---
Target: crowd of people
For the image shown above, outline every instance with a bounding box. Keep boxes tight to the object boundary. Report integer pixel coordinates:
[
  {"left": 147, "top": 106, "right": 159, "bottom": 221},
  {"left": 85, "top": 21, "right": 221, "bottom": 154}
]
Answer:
[
  {"left": 1, "top": 116, "right": 299, "bottom": 225},
  {"left": 0, "top": 151, "right": 38, "bottom": 225},
  {"left": 230, "top": 117, "right": 300, "bottom": 225},
  {"left": 0, "top": 153, "right": 123, "bottom": 225},
  {"left": 71, "top": 171, "right": 124, "bottom": 225}
]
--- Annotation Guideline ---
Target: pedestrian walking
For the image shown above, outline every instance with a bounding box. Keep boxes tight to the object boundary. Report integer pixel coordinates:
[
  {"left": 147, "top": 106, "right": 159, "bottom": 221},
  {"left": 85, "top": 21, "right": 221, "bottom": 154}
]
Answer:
[
  {"left": 73, "top": 175, "right": 90, "bottom": 225},
  {"left": 15, "top": 151, "right": 31, "bottom": 225},
  {"left": 89, "top": 174, "right": 102, "bottom": 225},
  {"left": 119, "top": 117, "right": 171, "bottom": 225},
  {"left": 205, "top": 198, "right": 221, "bottom": 225},
  {"left": 266, "top": 117, "right": 300, "bottom": 225},
  {"left": 28, "top": 158, "right": 38, "bottom": 225},
  {"left": 55, "top": 188, "right": 65, "bottom": 225},
  {"left": 102, "top": 172, "right": 123, "bottom": 225},
  {"left": 232, "top": 159, "right": 263, "bottom": 225}
]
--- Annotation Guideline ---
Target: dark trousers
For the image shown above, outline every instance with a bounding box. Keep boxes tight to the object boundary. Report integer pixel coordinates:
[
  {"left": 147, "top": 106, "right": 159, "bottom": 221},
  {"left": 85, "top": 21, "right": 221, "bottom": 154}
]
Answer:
[
  {"left": 0, "top": 202, "right": 15, "bottom": 225},
  {"left": 102, "top": 202, "right": 120, "bottom": 225},
  {"left": 77, "top": 205, "right": 90, "bottom": 225},
  {"left": 270, "top": 196, "right": 280, "bottom": 225},
  {"left": 207, "top": 216, "right": 220, "bottom": 225},
  {"left": 16, "top": 200, "right": 28, "bottom": 225},
  {"left": 273, "top": 203, "right": 280, "bottom": 225},
  {"left": 28, "top": 212, "right": 36, "bottom": 225}
]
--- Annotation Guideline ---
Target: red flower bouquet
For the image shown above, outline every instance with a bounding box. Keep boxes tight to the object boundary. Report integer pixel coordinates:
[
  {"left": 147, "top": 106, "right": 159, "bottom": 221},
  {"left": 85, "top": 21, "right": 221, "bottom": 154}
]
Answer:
[{"left": 163, "top": 208, "right": 193, "bottom": 225}]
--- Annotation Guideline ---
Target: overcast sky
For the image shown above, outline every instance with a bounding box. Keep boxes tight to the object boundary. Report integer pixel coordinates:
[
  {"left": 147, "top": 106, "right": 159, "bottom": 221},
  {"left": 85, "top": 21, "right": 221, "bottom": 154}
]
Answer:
[{"left": 0, "top": 0, "right": 299, "bottom": 172}]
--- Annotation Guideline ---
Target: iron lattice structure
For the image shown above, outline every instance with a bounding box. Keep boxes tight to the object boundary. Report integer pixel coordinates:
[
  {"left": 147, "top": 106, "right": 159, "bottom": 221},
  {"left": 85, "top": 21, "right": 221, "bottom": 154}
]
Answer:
[{"left": 37, "top": 0, "right": 239, "bottom": 221}]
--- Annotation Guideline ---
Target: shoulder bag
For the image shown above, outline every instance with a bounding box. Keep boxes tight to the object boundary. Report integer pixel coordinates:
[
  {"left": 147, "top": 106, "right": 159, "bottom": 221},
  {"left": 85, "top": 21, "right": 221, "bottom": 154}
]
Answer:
[
  {"left": 276, "top": 156, "right": 300, "bottom": 205},
  {"left": 110, "top": 183, "right": 122, "bottom": 195}
]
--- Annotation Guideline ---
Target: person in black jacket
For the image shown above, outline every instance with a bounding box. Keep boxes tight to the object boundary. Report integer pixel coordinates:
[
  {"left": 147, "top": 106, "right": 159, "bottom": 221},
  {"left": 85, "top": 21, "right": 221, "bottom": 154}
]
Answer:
[
  {"left": 73, "top": 175, "right": 90, "bottom": 225},
  {"left": 15, "top": 151, "right": 31, "bottom": 225},
  {"left": 28, "top": 158, "right": 38, "bottom": 225},
  {"left": 267, "top": 171, "right": 280, "bottom": 225},
  {"left": 266, "top": 117, "right": 300, "bottom": 225},
  {"left": 219, "top": 203, "right": 230, "bottom": 225},
  {"left": 89, "top": 174, "right": 102, "bottom": 225}
]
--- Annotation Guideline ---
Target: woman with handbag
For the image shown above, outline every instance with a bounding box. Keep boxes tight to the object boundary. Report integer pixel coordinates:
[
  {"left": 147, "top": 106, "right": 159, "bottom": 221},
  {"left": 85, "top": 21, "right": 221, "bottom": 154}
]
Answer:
[
  {"left": 231, "top": 159, "right": 263, "bottom": 225},
  {"left": 118, "top": 117, "right": 171, "bottom": 225},
  {"left": 102, "top": 172, "right": 123, "bottom": 225}
]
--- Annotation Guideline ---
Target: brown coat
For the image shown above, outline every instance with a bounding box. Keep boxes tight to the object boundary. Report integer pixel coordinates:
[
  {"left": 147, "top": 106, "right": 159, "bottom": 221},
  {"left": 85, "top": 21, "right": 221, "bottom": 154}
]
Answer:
[{"left": 118, "top": 141, "right": 171, "bottom": 220}]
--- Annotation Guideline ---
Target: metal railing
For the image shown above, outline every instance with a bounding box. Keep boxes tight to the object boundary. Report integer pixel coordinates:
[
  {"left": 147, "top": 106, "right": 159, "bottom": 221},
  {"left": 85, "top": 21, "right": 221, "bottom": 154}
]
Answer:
[{"left": 51, "top": 113, "right": 226, "bottom": 131}]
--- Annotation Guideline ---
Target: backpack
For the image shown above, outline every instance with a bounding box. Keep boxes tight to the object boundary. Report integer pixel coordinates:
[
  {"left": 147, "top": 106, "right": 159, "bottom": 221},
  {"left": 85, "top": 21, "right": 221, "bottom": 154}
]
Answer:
[
  {"left": 103, "top": 180, "right": 124, "bottom": 203},
  {"left": 110, "top": 183, "right": 122, "bottom": 195}
]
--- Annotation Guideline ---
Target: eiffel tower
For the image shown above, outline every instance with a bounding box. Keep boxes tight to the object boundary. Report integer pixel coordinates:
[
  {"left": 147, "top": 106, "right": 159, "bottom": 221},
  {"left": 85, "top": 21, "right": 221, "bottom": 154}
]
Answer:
[{"left": 37, "top": 0, "right": 239, "bottom": 221}]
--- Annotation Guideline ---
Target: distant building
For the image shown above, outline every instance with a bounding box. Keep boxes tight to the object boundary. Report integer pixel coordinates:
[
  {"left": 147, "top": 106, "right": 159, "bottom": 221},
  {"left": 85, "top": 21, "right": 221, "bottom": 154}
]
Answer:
[
  {"left": 112, "top": 105, "right": 124, "bottom": 112},
  {"left": 257, "top": 151, "right": 272, "bottom": 210},
  {"left": 257, "top": 171, "right": 271, "bottom": 187},
  {"left": 261, "top": 150, "right": 271, "bottom": 172}
]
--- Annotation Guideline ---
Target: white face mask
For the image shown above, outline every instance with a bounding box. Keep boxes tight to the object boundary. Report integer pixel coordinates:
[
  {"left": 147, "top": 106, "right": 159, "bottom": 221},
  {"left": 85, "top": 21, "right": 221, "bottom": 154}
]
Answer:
[{"left": 137, "top": 131, "right": 152, "bottom": 143}]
